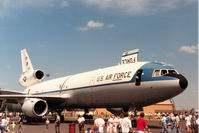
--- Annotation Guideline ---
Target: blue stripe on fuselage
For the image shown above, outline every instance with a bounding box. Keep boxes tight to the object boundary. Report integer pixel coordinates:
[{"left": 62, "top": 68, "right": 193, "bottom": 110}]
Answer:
[{"left": 32, "top": 62, "right": 176, "bottom": 95}]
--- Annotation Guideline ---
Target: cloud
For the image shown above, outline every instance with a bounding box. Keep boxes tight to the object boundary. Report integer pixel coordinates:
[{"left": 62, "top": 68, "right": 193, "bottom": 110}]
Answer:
[
  {"left": 80, "top": 0, "right": 197, "bottom": 15},
  {"left": 0, "top": 0, "right": 69, "bottom": 18},
  {"left": 179, "top": 44, "right": 198, "bottom": 54},
  {"left": 77, "top": 27, "right": 89, "bottom": 31},
  {"left": 107, "top": 24, "right": 115, "bottom": 28},
  {"left": 87, "top": 20, "right": 104, "bottom": 28},
  {"left": 77, "top": 20, "right": 114, "bottom": 31},
  {"left": 60, "top": 0, "right": 69, "bottom": 7}
]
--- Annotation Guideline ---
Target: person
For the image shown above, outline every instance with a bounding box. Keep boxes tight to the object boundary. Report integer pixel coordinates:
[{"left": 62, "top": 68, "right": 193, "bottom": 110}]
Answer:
[
  {"left": 185, "top": 113, "right": 192, "bottom": 133},
  {"left": 78, "top": 114, "right": 85, "bottom": 133},
  {"left": 120, "top": 112, "right": 133, "bottom": 133},
  {"left": 112, "top": 114, "right": 120, "bottom": 133},
  {"left": 5, "top": 116, "right": 10, "bottom": 132},
  {"left": 172, "top": 113, "right": 181, "bottom": 133},
  {"left": 55, "top": 113, "right": 61, "bottom": 133},
  {"left": 190, "top": 114, "right": 196, "bottom": 133},
  {"left": 107, "top": 115, "right": 114, "bottom": 133},
  {"left": 166, "top": 113, "right": 172, "bottom": 132},
  {"left": 46, "top": 117, "right": 50, "bottom": 131},
  {"left": 18, "top": 115, "right": 23, "bottom": 132},
  {"left": 12, "top": 121, "right": 16, "bottom": 132},
  {"left": 136, "top": 112, "right": 151, "bottom": 133},
  {"left": 85, "top": 127, "right": 92, "bottom": 133},
  {"left": 161, "top": 113, "right": 169, "bottom": 133},
  {"left": 118, "top": 113, "right": 124, "bottom": 133},
  {"left": 0, "top": 116, "right": 7, "bottom": 133},
  {"left": 94, "top": 114, "right": 105, "bottom": 133},
  {"left": 195, "top": 115, "right": 199, "bottom": 133}
]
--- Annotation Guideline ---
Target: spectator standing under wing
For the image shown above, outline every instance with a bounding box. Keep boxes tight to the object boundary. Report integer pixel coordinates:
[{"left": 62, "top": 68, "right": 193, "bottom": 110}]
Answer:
[
  {"left": 55, "top": 113, "right": 61, "bottom": 133},
  {"left": 172, "top": 113, "right": 181, "bottom": 133},
  {"left": 136, "top": 112, "right": 151, "bottom": 133},
  {"left": 94, "top": 114, "right": 105, "bottom": 133},
  {"left": 120, "top": 112, "right": 133, "bottom": 133},
  {"left": 78, "top": 114, "right": 85, "bottom": 133}
]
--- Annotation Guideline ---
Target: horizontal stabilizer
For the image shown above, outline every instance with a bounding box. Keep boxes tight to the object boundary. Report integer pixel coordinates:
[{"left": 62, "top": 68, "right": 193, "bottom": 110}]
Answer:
[{"left": 121, "top": 49, "right": 139, "bottom": 64}]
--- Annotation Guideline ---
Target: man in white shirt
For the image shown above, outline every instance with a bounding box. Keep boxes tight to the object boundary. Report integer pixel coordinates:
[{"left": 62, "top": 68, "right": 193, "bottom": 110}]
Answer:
[
  {"left": 161, "top": 113, "right": 168, "bottom": 133},
  {"left": 120, "top": 112, "right": 133, "bottom": 133},
  {"left": 172, "top": 113, "right": 181, "bottom": 133},
  {"left": 113, "top": 114, "right": 120, "bottom": 133},
  {"left": 185, "top": 113, "right": 191, "bottom": 133},
  {"left": 107, "top": 115, "right": 113, "bottom": 133},
  {"left": 78, "top": 114, "right": 85, "bottom": 133},
  {"left": 94, "top": 115, "right": 105, "bottom": 133},
  {"left": 0, "top": 116, "right": 7, "bottom": 133}
]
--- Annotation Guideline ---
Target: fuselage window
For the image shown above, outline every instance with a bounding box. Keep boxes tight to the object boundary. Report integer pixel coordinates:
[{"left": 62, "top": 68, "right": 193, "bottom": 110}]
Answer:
[{"left": 135, "top": 69, "right": 142, "bottom": 86}]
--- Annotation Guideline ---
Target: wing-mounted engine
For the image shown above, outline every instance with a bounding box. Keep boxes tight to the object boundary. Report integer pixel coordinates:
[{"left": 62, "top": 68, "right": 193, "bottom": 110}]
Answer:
[
  {"left": 19, "top": 69, "right": 45, "bottom": 87},
  {"left": 22, "top": 98, "right": 48, "bottom": 117}
]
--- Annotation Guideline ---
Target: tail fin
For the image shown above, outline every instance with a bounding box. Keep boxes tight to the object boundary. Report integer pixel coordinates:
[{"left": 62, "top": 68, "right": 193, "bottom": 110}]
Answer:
[{"left": 21, "top": 49, "right": 34, "bottom": 73}]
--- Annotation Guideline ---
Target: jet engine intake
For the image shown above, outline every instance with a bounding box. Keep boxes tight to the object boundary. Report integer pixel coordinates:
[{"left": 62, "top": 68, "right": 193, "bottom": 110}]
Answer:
[
  {"left": 22, "top": 98, "right": 48, "bottom": 117},
  {"left": 19, "top": 69, "right": 45, "bottom": 87}
]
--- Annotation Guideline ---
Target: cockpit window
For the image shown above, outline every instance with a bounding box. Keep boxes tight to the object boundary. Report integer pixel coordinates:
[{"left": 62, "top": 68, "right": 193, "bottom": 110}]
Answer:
[
  {"left": 152, "top": 69, "right": 178, "bottom": 77},
  {"left": 153, "top": 70, "right": 160, "bottom": 77},
  {"left": 168, "top": 70, "right": 177, "bottom": 74},
  {"left": 161, "top": 70, "right": 167, "bottom": 75}
]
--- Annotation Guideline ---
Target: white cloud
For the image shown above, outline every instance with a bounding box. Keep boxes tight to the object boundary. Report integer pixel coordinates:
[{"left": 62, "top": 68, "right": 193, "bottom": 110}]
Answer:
[
  {"left": 179, "top": 45, "right": 198, "bottom": 54},
  {"left": 77, "top": 27, "right": 89, "bottom": 31},
  {"left": 80, "top": 0, "right": 197, "bottom": 15},
  {"left": 0, "top": 0, "right": 69, "bottom": 18},
  {"left": 60, "top": 0, "right": 69, "bottom": 7},
  {"left": 77, "top": 20, "right": 113, "bottom": 31},
  {"left": 87, "top": 20, "right": 104, "bottom": 28}
]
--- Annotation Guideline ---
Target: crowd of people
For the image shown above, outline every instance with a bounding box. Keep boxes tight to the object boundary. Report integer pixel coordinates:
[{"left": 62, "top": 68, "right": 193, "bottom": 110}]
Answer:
[
  {"left": 76, "top": 111, "right": 199, "bottom": 133},
  {"left": 0, "top": 112, "right": 23, "bottom": 133},
  {"left": 77, "top": 112, "right": 151, "bottom": 133},
  {"left": 0, "top": 111, "right": 198, "bottom": 133},
  {"left": 160, "top": 112, "right": 198, "bottom": 133}
]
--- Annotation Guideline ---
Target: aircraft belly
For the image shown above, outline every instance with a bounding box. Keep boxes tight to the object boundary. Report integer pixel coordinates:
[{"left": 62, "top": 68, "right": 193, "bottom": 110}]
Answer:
[{"left": 63, "top": 79, "right": 181, "bottom": 108}]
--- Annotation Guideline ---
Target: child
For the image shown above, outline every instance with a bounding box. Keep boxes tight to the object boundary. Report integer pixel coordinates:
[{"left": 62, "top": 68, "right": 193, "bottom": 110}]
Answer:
[
  {"left": 12, "top": 122, "right": 16, "bottom": 132},
  {"left": 85, "top": 127, "right": 92, "bottom": 133},
  {"left": 46, "top": 118, "right": 50, "bottom": 131}
]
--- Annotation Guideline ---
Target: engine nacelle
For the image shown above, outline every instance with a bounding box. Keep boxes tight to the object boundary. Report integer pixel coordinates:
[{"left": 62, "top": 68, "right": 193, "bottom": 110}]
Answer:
[
  {"left": 19, "top": 69, "right": 45, "bottom": 87},
  {"left": 22, "top": 98, "right": 48, "bottom": 117}
]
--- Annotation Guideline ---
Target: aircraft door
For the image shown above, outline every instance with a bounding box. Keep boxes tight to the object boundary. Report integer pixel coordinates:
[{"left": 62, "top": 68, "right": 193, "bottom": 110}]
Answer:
[{"left": 135, "top": 69, "right": 143, "bottom": 86}]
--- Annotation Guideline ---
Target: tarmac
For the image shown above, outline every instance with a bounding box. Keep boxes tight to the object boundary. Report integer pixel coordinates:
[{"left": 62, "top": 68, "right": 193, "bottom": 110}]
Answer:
[{"left": 18, "top": 120, "right": 188, "bottom": 133}]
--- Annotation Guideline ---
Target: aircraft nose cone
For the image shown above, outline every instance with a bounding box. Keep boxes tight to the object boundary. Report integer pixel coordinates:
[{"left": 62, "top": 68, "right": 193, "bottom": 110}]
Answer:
[{"left": 179, "top": 74, "right": 188, "bottom": 89}]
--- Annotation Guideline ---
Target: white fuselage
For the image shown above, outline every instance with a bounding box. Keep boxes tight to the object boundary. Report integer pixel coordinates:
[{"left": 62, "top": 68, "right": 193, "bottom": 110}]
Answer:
[{"left": 24, "top": 62, "right": 183, "bottom": 109}]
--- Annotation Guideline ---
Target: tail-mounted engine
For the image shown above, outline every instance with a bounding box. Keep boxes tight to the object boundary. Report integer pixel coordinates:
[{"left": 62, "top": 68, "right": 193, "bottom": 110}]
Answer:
[
  {"left": 19, "top": 69, "right": 45, "bottom": 87},
  {"left": 22, "top": 98, "right": 48, "bottom": 117}
]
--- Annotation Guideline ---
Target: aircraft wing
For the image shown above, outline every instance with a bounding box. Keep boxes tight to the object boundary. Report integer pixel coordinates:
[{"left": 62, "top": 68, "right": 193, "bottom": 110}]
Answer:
[
  {"left": 0, "top": 89, "right": 70, "bottom": 100},
  {"left": 0, "top": 89, "right": 25, "bottom": 95},
  {"left": 0, "top": 94, "right": 69, "bottom": 100}
]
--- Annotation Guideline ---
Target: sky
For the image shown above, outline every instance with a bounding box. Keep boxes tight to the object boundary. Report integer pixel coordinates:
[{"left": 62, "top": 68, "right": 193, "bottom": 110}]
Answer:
[{"left": 0, "top": 0, "right": 198, "bottom": 110}]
